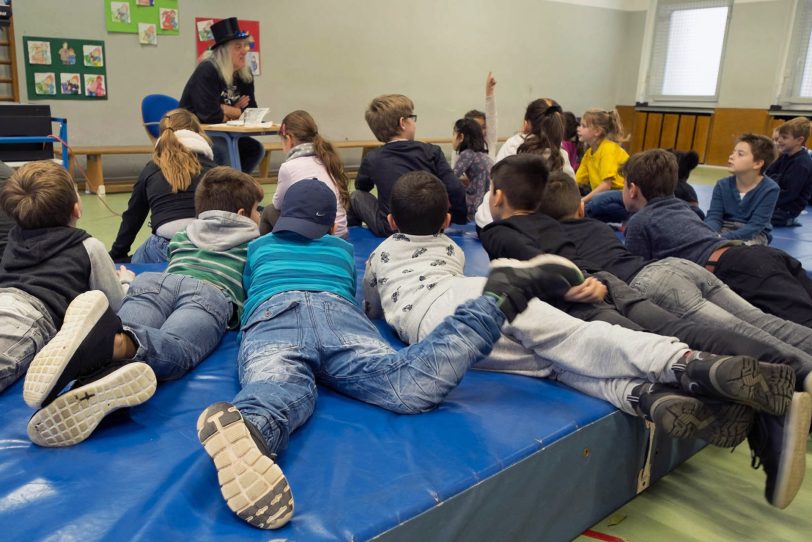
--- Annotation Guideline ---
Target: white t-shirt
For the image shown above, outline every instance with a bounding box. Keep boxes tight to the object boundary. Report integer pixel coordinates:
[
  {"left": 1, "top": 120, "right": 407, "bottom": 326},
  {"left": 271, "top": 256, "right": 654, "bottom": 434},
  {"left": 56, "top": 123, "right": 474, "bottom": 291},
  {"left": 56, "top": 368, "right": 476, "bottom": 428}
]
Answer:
[{"left": 363, "top": 232, "right": 465, "bottom": 343}]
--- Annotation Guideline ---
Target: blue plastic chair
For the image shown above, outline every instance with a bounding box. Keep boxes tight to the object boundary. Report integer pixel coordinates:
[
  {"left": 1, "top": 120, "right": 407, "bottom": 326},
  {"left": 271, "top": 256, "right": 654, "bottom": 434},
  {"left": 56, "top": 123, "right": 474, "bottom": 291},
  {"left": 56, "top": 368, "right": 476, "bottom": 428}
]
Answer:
[{"left": 141, "top": 94, "right": 180, "bottom": 141}]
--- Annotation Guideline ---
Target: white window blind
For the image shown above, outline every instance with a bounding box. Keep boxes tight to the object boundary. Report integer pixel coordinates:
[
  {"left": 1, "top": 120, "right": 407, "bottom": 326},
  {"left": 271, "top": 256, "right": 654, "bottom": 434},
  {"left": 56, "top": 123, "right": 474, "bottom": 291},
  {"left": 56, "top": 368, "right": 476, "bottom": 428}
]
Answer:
[
  {"left": 647, "top": 0, "right": 732, "bottom": 101},
  {"left": 787, "top": 0, "right": 812, "bottom": 100}
]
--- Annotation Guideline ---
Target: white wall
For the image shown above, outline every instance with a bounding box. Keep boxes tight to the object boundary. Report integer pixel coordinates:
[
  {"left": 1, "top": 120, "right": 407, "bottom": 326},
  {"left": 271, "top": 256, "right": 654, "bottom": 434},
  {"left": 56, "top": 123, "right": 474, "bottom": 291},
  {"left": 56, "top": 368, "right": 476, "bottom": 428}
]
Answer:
[{"left": 13, "top": 0, "right": 643, "bottom": 177}]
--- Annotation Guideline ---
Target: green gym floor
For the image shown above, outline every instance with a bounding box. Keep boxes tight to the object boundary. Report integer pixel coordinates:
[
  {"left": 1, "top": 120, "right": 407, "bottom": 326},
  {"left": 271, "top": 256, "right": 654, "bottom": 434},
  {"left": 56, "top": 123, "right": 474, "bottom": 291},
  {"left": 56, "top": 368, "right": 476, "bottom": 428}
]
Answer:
[{"left": 78, "top": 167, "right": 811, "bottom": 542}]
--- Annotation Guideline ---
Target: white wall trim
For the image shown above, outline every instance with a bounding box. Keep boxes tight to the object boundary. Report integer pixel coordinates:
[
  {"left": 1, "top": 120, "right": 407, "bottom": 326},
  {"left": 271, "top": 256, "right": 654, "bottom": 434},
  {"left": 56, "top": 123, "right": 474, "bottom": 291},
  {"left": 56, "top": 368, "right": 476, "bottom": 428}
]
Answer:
[
  {"left": 546, "top": 0, "right": 648, "bottom": 11},
  {"left": 635, "top": 0, "right": 658, "bottom": 102}
]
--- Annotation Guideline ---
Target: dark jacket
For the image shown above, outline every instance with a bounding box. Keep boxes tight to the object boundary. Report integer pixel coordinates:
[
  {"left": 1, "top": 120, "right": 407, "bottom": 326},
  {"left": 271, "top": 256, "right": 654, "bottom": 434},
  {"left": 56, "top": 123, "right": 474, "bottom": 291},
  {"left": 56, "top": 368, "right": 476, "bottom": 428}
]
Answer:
[
  {"left": 109, "top": 155, "right": 217, "bottom": 261},
  {"left": 765, "top": 150, "right": 812, "bottom": 219},
  {"left": 559, "top": 218, "right": 650, "bottom": 283},
  {"left": 355, "top": 141, "right": 467, "bottom": 225},
  {"left": 0, "top": 226, "right": 91, "bottom": 325},
  {"left": 479, "top": 212, "right": 586, "bottom": 266},
  {"left": 179, "top": 60, "right": 257, "bottom": 124}
]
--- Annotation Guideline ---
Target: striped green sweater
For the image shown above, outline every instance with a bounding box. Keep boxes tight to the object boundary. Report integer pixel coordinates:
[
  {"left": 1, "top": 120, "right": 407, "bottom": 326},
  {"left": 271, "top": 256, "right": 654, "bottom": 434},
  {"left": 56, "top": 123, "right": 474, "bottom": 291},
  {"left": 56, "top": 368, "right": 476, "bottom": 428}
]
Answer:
[{"left": 166, "top": 230, "right": 249, "bottom": 329}]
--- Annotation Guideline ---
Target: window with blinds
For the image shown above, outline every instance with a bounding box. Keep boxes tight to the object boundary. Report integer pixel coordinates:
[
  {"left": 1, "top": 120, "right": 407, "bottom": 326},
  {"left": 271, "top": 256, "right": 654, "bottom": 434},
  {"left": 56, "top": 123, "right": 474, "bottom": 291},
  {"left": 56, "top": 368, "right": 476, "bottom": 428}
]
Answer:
[
  {"left": 646, "top": 0, "right": 733, "bottom": 102},
  {"left": 785, "top": 0, "right": 812, "bottom": 101}
]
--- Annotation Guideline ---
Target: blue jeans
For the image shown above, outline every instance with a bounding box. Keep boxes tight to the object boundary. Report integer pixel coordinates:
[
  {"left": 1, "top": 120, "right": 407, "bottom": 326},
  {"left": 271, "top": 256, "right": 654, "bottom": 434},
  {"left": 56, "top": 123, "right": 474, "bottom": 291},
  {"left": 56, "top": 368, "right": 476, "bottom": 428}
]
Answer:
[
  {"left": 118, "top": 273, "right": 232, "bottom": 380},
  {"left": 212, "top": 136, "right": 265, "bottom": 174},
  {"left": 585, "top": 190, "right": 628, "bottom": 223},
  {"left": 131, "top": 234, "right": 170, "bottom": 264},
  {"left": 233, "top": 292, "right": 504, "bottom": 455}
]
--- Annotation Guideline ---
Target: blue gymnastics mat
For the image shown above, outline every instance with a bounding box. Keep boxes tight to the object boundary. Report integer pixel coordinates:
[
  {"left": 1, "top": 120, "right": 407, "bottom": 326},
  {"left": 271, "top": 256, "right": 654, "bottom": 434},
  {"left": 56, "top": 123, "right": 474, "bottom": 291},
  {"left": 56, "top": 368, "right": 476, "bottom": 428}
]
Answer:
[{"left": 0, "top": 225, "right": 702, "bottom": 542}]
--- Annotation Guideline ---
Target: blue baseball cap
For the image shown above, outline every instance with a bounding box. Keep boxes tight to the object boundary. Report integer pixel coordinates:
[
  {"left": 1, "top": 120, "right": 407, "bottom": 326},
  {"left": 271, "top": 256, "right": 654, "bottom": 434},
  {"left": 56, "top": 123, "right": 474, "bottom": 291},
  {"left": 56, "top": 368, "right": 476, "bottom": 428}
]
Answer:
[{"left": 274, "top": 179, "right": 337, "bottom": 239}]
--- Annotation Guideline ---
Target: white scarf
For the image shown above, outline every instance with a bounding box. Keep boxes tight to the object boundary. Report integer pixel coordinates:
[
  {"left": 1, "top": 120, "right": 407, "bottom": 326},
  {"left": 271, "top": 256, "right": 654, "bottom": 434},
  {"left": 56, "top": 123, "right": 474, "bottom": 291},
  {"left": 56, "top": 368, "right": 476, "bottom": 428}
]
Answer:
[{"left": 168, "top": 129, "right": 214, "bottom": 160}]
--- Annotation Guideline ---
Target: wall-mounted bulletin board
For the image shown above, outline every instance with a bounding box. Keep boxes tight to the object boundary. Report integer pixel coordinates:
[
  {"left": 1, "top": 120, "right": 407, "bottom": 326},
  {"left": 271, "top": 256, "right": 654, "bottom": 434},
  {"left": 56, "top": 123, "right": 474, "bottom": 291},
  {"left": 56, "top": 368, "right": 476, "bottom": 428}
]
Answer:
[
  {"left": 23, "top": 36, "right": 107, "bottom": 100},
  {"left": 105, "top": 0, "right": 179, "bottom": 40}
]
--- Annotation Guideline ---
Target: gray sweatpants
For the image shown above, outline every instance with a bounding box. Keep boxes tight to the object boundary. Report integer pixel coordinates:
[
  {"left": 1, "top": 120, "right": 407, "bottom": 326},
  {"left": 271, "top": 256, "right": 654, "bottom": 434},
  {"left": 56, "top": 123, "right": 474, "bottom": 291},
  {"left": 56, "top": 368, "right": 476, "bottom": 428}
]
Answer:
[
  {"left": 0, "top": 288, "right": 56, "bottom": 393},
  {"left": 416, "top": 277, "right": 688, "bottom": 415}
]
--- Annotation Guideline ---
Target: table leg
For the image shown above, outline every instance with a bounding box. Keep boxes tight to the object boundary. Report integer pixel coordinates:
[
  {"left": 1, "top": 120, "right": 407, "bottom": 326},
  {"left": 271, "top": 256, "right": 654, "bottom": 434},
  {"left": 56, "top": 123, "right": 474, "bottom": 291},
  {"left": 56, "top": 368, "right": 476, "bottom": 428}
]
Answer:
[{"left": 229, "top": 134, "right": 242, "bottom": 172}]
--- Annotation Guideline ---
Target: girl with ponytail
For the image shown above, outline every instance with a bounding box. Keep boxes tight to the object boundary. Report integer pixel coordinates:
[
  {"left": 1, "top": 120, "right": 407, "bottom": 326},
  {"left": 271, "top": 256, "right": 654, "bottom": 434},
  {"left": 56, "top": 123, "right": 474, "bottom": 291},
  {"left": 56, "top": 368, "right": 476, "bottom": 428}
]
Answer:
[
  {"left": 575, "top": 108, "right": 630, "bottom": 223},
  {"left": 260, "top": 110, "right": 350, "bottom": 238},
  {"left": 109, "top": 108, "right": 217, "bottom": 263}
]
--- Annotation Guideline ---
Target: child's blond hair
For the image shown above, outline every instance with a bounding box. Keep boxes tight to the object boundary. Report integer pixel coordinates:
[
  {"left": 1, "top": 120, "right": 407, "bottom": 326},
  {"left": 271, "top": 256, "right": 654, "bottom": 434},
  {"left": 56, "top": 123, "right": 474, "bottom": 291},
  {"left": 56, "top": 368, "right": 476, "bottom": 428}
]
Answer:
[
  {"left": 777, "top": 117, "right": 811, "bottom": 142},
  {"left": 582, "top": 109, "right": 629, "bottom": 143},
  {"left": 0, "top": 161, "right": 78, "bottom": 229},
  {"left": 365, "top": 94, "right": 414, "bottom": 143},
  {"left": 153, "top": 108, "right": 212, "bottom": 193}
]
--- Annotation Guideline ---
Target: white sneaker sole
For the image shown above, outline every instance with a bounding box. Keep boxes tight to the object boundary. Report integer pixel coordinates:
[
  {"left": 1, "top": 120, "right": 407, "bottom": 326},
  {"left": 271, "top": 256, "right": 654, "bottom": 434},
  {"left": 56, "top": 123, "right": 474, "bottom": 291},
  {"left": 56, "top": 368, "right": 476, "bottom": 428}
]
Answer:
[
  {"left": 771, "top": 391, "right": 811, "bottom": 509},
  {"left": 197, "top": 403, "right": 294, "bottom": 529},
  {"left": 27, "top": 362, "right": 157, "bottom": 447},
  {"left": 490, "top": 253, "right": 584, "bottom": 286},
  {"left": 23, "top": 290, "right": 109, "bottom": 408}
]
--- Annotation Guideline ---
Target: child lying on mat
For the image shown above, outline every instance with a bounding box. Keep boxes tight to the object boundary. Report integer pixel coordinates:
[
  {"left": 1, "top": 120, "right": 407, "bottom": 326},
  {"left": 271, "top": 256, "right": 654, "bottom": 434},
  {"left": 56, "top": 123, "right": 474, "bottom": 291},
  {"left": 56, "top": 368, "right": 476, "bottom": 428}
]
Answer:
[
  {"left": 366, "top": 168, "right": 808, "bottom": 510},
  {"left": 196, "top": 179, "right": 581, "bottom": 529},
  {"left": 23, "top": 166, "right": 264, "bottom": 447},
  {"left": 0, "top": 161, "right": 131, "bottom": 395}
]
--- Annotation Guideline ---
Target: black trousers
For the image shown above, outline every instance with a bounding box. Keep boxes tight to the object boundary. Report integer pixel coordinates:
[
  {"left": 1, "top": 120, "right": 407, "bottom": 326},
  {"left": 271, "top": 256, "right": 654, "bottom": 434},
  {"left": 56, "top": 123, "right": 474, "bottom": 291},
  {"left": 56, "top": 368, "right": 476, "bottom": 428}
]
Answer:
[
  {"left": 714, "top": 245, "right": 812, "bottom": 328},
  {"left": 348, "top": 191, "right": 392, "bottom": 237}
]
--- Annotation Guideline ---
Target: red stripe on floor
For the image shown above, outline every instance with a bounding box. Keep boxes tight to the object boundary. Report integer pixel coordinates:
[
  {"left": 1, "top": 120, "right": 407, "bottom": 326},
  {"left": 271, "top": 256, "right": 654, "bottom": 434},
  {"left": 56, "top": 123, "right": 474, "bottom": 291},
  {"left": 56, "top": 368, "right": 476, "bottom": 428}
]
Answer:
[{"left": 581, "top": 529, "right": 627, "bottom": 542}]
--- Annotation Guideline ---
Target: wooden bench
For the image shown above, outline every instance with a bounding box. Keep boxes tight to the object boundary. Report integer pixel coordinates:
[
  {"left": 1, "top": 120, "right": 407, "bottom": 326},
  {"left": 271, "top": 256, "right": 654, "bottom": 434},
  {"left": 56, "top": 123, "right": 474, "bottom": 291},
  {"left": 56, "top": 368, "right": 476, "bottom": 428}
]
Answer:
[
  {"left": 258, "top": 138, "right": 455, "bottom": 179},
  {"left": 60, "top": 145, "right": 154, "bottom": 193}
]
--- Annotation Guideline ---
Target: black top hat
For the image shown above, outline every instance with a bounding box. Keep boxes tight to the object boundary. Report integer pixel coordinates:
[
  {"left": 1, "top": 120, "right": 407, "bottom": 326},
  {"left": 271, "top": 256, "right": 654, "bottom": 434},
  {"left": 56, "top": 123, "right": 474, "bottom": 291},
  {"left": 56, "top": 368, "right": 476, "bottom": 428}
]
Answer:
[{"left": 210, "top": 17, "right": 249, "bottom": 48}]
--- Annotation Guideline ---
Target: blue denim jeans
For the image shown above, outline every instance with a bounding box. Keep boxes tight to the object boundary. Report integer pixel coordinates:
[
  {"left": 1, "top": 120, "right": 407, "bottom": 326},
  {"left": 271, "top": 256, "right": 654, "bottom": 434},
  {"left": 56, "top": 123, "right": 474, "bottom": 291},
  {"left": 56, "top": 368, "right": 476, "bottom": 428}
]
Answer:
[
  {"left": 0, "top": 288, "right": 56, "bottom": 392},
  {"left": 212, "top": 136, "right": 265, "bottom": 174},
  {"left": 118, "top": 272, "right": 232, "bottom": 380},
  {"left": 233, "top": 292, "right": 504, "bottom": 455},
  {"left": 584, "top": 190, "right": 629, "bottom": 223},
  {"left": 131, "top": 234, "right": 170, "bottom": 264}
]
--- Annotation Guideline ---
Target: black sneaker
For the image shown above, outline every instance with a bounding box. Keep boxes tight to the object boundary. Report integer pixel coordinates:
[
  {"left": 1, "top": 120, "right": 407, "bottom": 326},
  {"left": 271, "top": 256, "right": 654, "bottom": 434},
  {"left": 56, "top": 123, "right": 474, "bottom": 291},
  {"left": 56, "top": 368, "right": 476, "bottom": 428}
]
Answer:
[
  {"left": 748, "top": 392, "right": 812, "bottom": 509},
  {"left": 24, "top": 291, "right": 122, "bottom": 409},
  {"left": 484, "top": 254, "right": 584, "bottom": 321},
  {"left": 673, "top": 352, "right": 795, "bottom": 416},
  {"left": 27, "top": 362, "right": 157, "bottom": 447},
  {"left": 197, "top": 402, "right": 294, "bottom": 529},
  {"left": 629, "top": 383, "right": 754, "bottom": 448}
]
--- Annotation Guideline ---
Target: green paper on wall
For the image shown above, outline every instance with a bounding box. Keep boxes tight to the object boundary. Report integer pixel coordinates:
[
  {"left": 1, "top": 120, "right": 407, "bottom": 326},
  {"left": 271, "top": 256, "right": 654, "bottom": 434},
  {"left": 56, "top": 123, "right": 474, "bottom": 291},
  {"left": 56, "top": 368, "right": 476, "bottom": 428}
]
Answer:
[
  {"left": 105, "top": 0, "right": 179, "bottom": 36},
  {"left": 23, "top": 36, "right": 108, "bottom": 100}
]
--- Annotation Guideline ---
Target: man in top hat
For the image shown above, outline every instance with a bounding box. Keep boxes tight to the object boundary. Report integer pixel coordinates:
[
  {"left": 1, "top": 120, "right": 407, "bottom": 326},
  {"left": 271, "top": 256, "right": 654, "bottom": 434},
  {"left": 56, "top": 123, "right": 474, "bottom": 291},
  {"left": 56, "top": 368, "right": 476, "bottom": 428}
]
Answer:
[{"left": 179, "top": 16, "right": 265, "bottom": 173}]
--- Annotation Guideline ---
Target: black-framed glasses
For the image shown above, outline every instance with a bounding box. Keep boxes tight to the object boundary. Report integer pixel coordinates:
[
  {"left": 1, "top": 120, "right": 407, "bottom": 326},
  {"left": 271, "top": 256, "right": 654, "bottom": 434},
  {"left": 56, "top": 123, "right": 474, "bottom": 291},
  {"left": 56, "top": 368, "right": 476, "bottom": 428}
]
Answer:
[{"left": 403, "top": 114, "right": 417, "bottom": 121}]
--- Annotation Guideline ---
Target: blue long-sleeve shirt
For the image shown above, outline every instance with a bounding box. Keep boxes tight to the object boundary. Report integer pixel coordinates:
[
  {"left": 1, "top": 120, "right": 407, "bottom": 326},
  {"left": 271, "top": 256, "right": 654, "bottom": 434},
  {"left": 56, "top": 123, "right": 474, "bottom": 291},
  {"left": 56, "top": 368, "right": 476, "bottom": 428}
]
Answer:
[
  {"left": 704, "top": 175, "right": 779, "bottom": 241},
  {"left": 765, "top": 150, "right": 812, "bottom": 219}
]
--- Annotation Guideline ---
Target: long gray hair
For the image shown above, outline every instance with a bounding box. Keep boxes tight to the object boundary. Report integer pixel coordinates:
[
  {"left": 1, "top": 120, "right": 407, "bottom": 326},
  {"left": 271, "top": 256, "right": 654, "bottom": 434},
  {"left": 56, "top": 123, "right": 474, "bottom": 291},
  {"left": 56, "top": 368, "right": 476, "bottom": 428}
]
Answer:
[{"left": 201, "top": 42, "right": 253, "bottom": 88}]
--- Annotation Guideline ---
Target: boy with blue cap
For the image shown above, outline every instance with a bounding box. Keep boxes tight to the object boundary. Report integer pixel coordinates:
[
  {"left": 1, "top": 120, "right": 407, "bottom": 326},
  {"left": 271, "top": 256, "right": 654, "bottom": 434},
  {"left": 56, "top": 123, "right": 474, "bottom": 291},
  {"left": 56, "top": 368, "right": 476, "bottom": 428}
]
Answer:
[{"left": 196, "top": 178, "right": 584, "bottom": 530}]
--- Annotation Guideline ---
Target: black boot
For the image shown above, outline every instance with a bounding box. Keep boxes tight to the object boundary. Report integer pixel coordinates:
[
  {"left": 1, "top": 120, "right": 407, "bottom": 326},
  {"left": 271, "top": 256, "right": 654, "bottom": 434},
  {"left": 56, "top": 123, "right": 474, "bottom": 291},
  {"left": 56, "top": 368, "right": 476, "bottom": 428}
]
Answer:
[
  {"left": 24, "top": 290, "right": 124, "bottom": 409},
  {"left": 672, "top": 351, "right": 795, "bottom": 416},
  {"left": 628, "top": 383, "right": 754, "bottom": 448},
  {"left": 483, "top": 254, "right": 584, "bottom": 321},
  {"left": 747, "top": 392, "right": 811, "bottom": 509}
]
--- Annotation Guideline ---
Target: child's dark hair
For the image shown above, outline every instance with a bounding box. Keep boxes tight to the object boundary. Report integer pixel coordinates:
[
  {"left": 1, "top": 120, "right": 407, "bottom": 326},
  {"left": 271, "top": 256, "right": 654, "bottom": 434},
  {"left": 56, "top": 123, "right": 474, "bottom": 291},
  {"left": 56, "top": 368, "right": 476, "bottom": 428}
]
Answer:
[
  {"left": 563, "top": 112, "right": 578, "bottom": 141},
  {"left": 454, "top": 118, "right": 488, "bottom": 154},
  {"left": 0, "top": 161, "right": 78, "bottom": 228},
  {"left": 490, "top": 154, "right": 550, "bottom": 212},
  {"left": 281, "top": 110, "right": 350, "bottom": 209},
  {"left": 620, "top": 149, "right": 678, "bottom": 200},
  {"left": 537, "top": 172, "right": 581, "bottom": 220},
  {"left": 390, "top": 171, "right": 449, "bottom": 235},
  {"left": 517, "top": 98, "right": 565, "bottom": 172},
  {"left": 667, "top": 149, "right": 699, "bottom": 182},
  {"left": 195, "top": 166, "right": 264, "bottom": 215},
  {"left": 464, "top": 109, "right": 486, "bottom": 124},
  {"left": 737, "top": 133, "right": 777, "bottom": 174}
]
